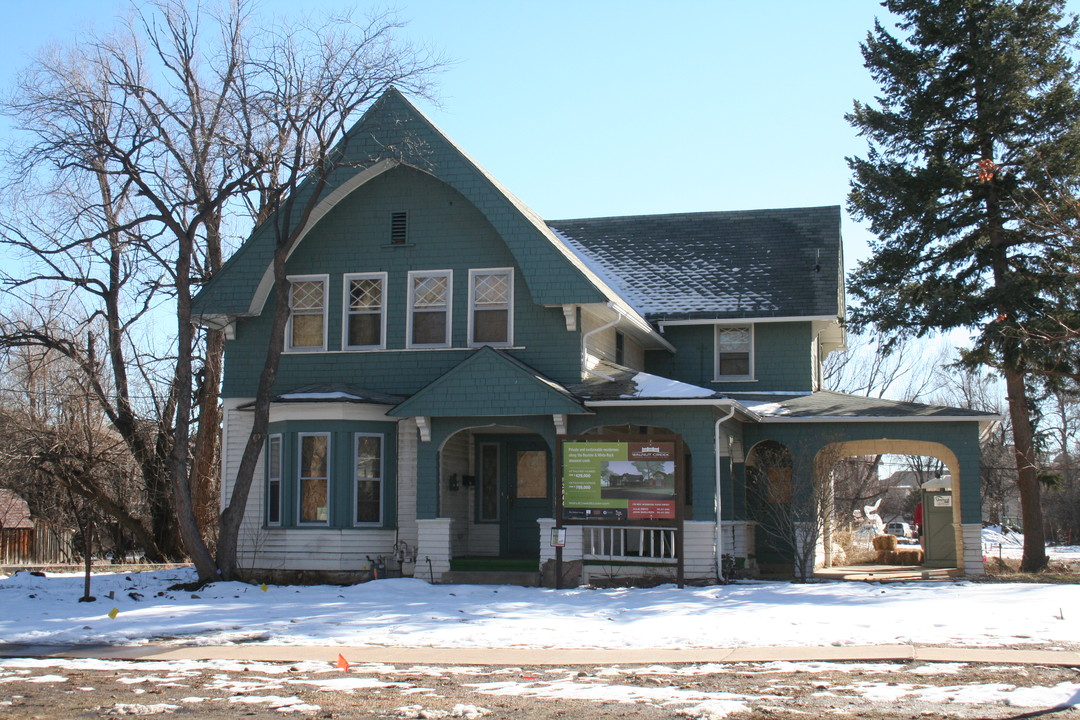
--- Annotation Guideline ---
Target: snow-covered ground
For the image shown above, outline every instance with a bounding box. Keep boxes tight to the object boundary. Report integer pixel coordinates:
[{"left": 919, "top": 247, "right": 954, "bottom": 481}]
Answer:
[
  {"left": 0, "top": 565, "right": 1078, "bottom": 651},
  {"left": 981, "top": 525, "right": 1080, "bottom": 563}
]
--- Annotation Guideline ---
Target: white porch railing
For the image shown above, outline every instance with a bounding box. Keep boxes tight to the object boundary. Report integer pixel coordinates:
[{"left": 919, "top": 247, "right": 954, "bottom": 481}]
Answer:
[{"left": 581, "top": 526, "right": 678, "bottom": 564}]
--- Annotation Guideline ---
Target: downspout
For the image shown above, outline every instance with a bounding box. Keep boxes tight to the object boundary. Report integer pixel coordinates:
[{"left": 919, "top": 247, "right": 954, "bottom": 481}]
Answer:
[
  {"left": 714, "top": 404, "right": 736, "bottom": 581},
  {"left": 581, "top": 304, "right": 622, "bottom": 381}
]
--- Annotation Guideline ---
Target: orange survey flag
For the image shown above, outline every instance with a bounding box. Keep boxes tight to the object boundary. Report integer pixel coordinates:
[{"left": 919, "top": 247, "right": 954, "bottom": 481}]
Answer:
[{"left": 336, "top": 654, "right": 350, "bottom": 672}]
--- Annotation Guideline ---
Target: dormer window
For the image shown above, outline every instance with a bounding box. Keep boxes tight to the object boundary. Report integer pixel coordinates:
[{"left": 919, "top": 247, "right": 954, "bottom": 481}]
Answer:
[
  {"left": 715, "top": 325, "right": 753, "bottom": 381},
  {"left": 469, "top": 268, "right": 513, "bottom": 346},
  {"left": 286, "top": 275, "right": 328, "bottom": 352}
]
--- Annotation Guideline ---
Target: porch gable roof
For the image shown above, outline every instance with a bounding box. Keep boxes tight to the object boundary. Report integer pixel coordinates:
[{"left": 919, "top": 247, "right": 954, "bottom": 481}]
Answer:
[{"left": 388, "top": 347, "right": 589, "bottom": 418}]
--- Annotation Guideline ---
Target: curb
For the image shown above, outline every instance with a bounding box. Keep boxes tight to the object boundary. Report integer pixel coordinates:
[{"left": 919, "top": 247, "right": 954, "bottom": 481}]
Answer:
[{"left": 2, "top": 643, "right": 1079, "bottom": 667}]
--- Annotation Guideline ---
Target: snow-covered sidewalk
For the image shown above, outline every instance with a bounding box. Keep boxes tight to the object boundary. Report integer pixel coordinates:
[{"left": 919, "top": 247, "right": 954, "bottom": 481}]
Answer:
[{"left": 1, "top": 568, "right": 1078, "bottom": 651}]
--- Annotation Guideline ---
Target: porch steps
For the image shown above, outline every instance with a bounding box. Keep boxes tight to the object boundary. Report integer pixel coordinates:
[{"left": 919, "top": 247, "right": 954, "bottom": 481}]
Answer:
[{"left": 441, "top": 570, "right": 541, "bottom": 587}]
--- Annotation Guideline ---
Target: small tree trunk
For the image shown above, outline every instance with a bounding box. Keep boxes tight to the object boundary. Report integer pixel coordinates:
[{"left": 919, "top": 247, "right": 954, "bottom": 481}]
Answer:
[{"left": 81, "top": 519, "right": 94, "bottom": 602}]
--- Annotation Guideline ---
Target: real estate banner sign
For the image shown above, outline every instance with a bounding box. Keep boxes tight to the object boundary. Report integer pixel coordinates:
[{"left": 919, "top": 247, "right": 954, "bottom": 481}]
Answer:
[{"left": 561, "top": 439, "right": 678, "bottom": 522}]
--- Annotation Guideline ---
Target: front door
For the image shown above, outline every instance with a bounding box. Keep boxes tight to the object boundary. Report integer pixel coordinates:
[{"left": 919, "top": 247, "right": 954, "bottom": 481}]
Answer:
[
  {"left": 503, "top": 440, "right": 551, "bottom": 557},
  {"left": 476, "top": 436, "right": 551, "bottom": 558}
]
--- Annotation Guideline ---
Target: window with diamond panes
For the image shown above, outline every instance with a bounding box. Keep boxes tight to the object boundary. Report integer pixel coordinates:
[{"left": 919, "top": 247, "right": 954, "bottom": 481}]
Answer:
[
  {"left": 354, "top": 434, "right": 383, "bottom": 524},
  {"left": 715, "top": 326, "right": 752, "bottom": 379},
  {"left": 409, "top": 271, "right": 451, "bottom": 347},
  {"left": 288, "top": 277, "right": 326, "bottom": 351},
  {"left": 344, "top": 274, "right": 385, "bottom": 349},
  {"left": 469, "top": 269, "right": 512, "bottom": 346}
]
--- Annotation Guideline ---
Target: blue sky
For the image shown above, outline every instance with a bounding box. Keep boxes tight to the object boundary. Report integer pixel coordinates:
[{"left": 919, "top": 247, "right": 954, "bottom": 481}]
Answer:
[{"left": 3, "top": 1, "right": 1076, "bottom": 272}]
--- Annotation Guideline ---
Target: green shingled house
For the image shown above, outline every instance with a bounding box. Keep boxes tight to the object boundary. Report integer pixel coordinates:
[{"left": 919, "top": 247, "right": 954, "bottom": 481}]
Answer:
[{"left": 193, "top": 89, "right": 996, "bottom": 584}]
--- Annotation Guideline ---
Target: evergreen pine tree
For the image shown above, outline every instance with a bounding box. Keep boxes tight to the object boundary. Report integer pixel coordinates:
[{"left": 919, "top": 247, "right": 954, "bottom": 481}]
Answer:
[{"left": 847, "top": 0, "right": 1080, "bottom": 571}]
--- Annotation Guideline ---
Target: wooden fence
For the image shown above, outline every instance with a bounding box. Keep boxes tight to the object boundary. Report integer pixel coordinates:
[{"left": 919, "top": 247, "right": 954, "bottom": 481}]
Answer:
[{"left": 0, "top": 523, "right": 75, "bottom": 565}]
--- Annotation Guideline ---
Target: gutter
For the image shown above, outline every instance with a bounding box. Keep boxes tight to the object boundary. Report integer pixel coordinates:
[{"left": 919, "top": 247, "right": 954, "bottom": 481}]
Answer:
[
  {"left": 580, "top": 305, "right": 623, "bottom": 381},
  {"left": 714, "top": 403, "right": 736, "bottom": 581}
]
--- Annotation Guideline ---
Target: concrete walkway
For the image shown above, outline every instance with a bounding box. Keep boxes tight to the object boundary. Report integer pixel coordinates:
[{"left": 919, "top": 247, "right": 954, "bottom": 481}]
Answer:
[{"left": 2, "top": 643, "right": 1079, "bottom": 667}]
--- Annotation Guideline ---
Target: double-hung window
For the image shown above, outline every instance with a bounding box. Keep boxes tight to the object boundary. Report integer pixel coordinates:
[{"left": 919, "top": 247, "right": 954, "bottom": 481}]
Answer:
[
  {"left": 353, "top": 434, "right": 383, "bottom": 525},
  {"left": 408, "top": 270, "right": 452, "bottom": 348},
  {"left": 468, "top": 268, "right": 513, "bottom": 346},
  {"left": 343, "top": 273, "right": 386, "bottom": 350},
  {"left": 715, "top": 325, "right": 753, "bottom": 381},
  {"left": 298, "top": 433, "right": 330, "bottom": 524},
  {"left": 287, "top": 275, "right": 328, "bottom": 352},
  {"left": 266, "top": 434, "right": 282, "bottom": 526}
]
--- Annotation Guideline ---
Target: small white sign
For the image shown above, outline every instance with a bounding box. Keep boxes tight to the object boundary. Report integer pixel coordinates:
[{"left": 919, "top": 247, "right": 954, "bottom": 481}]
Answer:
[
  {"left": 933, "top": 495, "right": 952, "bottom": 508},
  {"left": 550, "top": 528, "right": 567, "bottom": 547}
]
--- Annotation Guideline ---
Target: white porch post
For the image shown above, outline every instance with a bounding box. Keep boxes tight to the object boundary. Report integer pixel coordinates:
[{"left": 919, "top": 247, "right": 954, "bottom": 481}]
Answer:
[{"left": 416, "top": 518, "right": 453, "bottom": 583}]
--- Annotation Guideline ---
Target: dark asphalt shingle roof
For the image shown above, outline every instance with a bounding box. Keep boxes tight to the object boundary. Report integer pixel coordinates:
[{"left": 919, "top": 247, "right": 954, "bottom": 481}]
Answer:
[
  {"left": 740, "top": 390, "right": 999, "bottom": 420},
  {"left": 548, "top": 206, "right": 842, "bottom": 321}
]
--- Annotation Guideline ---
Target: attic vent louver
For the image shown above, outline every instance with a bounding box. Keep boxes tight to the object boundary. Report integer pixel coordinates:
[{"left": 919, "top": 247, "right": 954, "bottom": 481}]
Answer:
[{"left": 390, "top": 211, "right": 408, "bottom": 244}]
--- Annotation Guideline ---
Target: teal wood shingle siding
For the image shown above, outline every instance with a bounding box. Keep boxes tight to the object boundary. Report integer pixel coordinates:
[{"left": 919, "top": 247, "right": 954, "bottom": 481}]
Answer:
[
  {"left": 388, "top": 347, "right": 586, "bottom": 418},
  {"left": 646, "top": 322, "right": 814, "bottom": 392},
  {"left": 193, "top": 89, "right": 605, "bottom": 320},
  {"left": 221, "top": 165, "right": 583, "bottom": 397}
]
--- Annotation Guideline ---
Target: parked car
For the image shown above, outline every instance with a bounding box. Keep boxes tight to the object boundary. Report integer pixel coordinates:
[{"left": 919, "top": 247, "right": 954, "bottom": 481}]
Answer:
[{"left": 886, "top": 522, "right": 913, "bottom": 538}]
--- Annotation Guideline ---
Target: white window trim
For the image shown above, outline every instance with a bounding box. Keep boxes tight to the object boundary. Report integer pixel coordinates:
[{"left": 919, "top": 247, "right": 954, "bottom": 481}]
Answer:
[
  {"left": 342, "top": 272, "right": 388, "bottom": 350},
  {"left": 713, "top": 323, "right": 755, "bottom": 382},
  {"left": 285, "top": 274, "right": 329, "bottom": 353},
  {"left": 352, "top": 433, "right": 384, "bottom": 526},
  {"left": 406, "top": 269, "right": 453, "bottom": 349},
  {"left": 267, "top": 433, "right": 283, "bottom": 527},
  {"left": 297, "top": 432, "right": 331, "bottom": 526},
  {"left": 467, "top": 267, "right": 514, "bottom": 348}
]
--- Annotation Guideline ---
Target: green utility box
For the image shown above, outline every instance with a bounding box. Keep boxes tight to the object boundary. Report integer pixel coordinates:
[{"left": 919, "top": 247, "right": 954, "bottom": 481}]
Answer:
[{"left": 922, "top": 478, "right": 957, "bottom": 568}]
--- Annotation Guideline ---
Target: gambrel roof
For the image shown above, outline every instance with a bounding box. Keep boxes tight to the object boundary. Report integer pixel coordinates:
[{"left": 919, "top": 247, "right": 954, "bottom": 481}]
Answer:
[
  {"left": 549, "top": 206, "right": 843, "bottom": 322},
  {"left": 192, "top": 88, "right": 641, "bottom": 326}
]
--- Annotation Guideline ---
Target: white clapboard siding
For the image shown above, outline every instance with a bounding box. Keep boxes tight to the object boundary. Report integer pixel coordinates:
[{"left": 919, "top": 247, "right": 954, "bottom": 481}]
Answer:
[{"left": 961, "top": 523, "right": 984, "bottom": 575}]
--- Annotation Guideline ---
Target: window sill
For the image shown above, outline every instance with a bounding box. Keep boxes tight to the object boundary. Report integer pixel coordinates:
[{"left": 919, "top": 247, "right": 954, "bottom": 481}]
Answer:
[{"left": 712, "top": 377, "right": 757, "bottom": 383}]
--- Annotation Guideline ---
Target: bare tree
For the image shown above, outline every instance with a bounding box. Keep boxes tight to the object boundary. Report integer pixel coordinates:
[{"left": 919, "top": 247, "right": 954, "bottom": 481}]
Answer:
[
  {"left": 0, "top": 315, "right": 151, "bottom": 560},
  {"left": 746, "top": 441, "right": 841, "bottom": 581},
  {"left": 0, "top": 0, "right": 444, "bottom": 582}
]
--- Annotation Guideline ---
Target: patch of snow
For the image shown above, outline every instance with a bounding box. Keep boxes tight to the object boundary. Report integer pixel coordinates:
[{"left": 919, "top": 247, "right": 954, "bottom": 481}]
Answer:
[
  {"left": 104, "top": 703, "right": 181, "bottom": 715},
  {"left": 622, "top": 372, "right": 716, "bottom": 399},
  {"left": 2, "top": 569, "right": 1080, "bottom": 651}
]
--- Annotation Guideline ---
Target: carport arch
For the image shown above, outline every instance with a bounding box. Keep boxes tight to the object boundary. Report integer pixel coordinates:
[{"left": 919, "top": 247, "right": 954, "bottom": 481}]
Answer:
[{"left": 816, "top": 438, "right": 968, "bottom": 571}]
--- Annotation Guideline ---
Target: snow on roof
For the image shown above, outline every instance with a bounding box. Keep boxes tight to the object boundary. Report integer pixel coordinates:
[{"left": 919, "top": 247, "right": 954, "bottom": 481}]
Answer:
[
  {"left": 621, "top": 371, "right": 717, "bottom": 399},
  {"left": 0, "top": 489, "right": 33, "bottom": 529}
]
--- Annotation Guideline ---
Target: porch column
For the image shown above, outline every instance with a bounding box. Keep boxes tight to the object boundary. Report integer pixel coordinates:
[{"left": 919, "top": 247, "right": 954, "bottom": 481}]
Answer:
[{"left": 416, "top": 518, "right": 453, "bottom": 582}]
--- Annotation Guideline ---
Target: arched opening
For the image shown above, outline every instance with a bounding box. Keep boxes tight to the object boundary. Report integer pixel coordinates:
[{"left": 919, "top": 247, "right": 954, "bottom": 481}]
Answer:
[
  {"left": 745, "top": 440, "right": 801, "bottom": 577},
  {"left": 438, "top": 424, "right": 553, "bottom": 561},
  {"left": 815, "top": 439, "right": 967, "bottom": 578}
]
